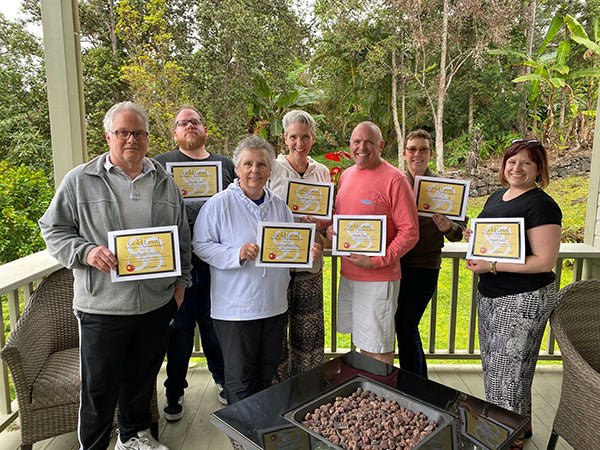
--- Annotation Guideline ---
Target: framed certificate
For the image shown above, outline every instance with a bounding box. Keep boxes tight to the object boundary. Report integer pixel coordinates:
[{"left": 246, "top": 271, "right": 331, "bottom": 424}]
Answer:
[
  {"left": 256, "top": 222, "right": 316, "bottom": 268},
  {"left": 467, "top": 218, "right": 526, "bottom": 263},
  {"left": 332, "top": 215, "right": 386, "bottom": 256},
  {"left": 284, "top": 179, "right": 334, "bottom": 219},
  {"left": 260, "top": 424, "right": 312, "bottom": 450},
  {"left": 165, "top": 161, "right": 223, "bottom": 201},
  {"left": 414, "top": 176, "right": 470, "bottom": 220},
  {"left": 459, "top": 407, "right": 512, "bottom": 450},
  {"left": 108, "top": 225, "right": 181, "bottom": 282}
]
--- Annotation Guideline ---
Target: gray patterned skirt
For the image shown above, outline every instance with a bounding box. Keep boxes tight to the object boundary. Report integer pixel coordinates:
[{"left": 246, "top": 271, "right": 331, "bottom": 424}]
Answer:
[{"left": 477, "top": 282, "right": 558, "bottom": 415}]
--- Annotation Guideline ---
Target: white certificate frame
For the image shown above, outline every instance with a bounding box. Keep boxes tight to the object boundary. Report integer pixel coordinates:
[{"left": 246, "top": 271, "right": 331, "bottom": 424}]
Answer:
[
  {"left": 165, "top": 161, "right": 223, "bottom": 202},
  {"left": 108, "top": 225, "right": 181, "bottom": 282},
  {"left": 255, "top": 221, "right": 316, "bottom": 269},
  {"left": 284, "top": 178, "right": 335, "bottom": 219},
  {"left": 413, "top": 175, "right": 470, "bottom": 221},
  {"left": 332, "top": 215, "right": 387, "bottom": 257},
  {"left": 467, "top": 217, "right": 526, "bottom": 264}
]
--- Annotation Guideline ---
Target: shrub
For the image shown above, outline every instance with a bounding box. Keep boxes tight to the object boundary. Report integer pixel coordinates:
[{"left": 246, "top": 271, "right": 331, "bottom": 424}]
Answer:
[{"left": 0, "top": 162, "right": 54, "bottom": 263}]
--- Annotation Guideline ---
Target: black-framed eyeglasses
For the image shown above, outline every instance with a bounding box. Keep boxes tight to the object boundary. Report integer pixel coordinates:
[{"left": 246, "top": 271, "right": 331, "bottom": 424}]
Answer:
[
  {"left": 110, "top": 130, "right": 149, "bottom": 140},
  {"left": 511, "top": 138, "right": 539, "bottom": 144},
  {"left": 176, "top": 119, "right": 203, "bottom": 128}
]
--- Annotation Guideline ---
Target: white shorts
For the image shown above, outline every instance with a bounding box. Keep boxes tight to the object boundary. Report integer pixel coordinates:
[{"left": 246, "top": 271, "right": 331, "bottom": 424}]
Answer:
[{"left": 337, "top": 276, "right": 400, "bottom": 353}]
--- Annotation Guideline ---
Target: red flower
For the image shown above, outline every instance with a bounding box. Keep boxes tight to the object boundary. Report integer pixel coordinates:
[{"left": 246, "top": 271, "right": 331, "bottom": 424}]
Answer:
[
  {"left": 325, "top": 150, "right": 352, "bottom": 162},
  {"left": 330, "top": 167, "right": 342, "bottom": 176}
]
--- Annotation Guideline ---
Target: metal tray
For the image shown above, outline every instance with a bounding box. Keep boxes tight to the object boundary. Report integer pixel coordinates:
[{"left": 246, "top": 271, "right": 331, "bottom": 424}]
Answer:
[{"left": 283, "top": 375, "right": 455, "bottom": 449}]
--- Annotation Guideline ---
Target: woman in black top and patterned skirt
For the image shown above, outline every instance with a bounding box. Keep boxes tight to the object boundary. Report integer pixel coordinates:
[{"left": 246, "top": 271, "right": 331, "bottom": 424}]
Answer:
[{"left": 465, "top": 139, "right": 562, "bottom": 449}]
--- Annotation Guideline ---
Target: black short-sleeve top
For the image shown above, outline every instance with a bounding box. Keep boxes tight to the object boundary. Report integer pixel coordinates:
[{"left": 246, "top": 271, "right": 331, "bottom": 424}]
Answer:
[{"left": 477, "top": 188, "right": 562, "bottom": 298}]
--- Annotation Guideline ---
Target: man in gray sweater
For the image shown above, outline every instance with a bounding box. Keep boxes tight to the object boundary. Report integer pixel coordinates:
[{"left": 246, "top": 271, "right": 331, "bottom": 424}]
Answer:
[{"left": 39, "top": 101, "right": 191, "bottom": 450}]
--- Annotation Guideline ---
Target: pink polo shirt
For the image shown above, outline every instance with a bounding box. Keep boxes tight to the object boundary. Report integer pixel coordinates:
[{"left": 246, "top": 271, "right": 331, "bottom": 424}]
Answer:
[{"left": 335, "top": 160, "right": 419, "bottom": 282}]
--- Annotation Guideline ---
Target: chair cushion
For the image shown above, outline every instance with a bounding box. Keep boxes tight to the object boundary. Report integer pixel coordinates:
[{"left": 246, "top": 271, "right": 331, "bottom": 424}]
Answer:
[{"left": 30, "top": 348, "right": 80, "bottom": 408}]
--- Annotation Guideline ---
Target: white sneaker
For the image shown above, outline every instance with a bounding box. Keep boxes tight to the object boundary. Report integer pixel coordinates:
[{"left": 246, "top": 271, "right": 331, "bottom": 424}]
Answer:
[
  {"left": 115, "top": 429, "right": 169, "bottom": 450},
  {"left": 216, "top": 383, "right": 228, "bottom": 405}
]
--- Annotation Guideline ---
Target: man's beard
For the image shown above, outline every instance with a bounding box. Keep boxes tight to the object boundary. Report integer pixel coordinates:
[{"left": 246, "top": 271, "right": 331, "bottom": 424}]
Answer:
[{"left": 177, "top": 132, "right": 206, "bottom": 151}]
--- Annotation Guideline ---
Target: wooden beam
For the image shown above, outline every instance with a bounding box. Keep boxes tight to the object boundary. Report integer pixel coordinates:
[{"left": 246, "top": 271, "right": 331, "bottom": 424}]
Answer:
[{"left": 40, "top": 0, "right": 87, "bottom": 188}]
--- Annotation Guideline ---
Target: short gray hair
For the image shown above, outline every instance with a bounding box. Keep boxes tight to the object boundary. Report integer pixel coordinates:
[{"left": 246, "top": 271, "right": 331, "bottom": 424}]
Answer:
[
  {"left": 232, "top": 135, "right": 276, "bottom": 169},
  {"left": 103, "top": 101, "right": 149, "bottom": 132},
  {"left": 282, "top": 110, "right": 316, "bottom": 137}
]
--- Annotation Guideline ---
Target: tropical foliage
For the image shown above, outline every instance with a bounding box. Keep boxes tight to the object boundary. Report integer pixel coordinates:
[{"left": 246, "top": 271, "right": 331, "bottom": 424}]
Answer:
[{"left": 1, "top": 0, "right": 599, "bottom": 261}]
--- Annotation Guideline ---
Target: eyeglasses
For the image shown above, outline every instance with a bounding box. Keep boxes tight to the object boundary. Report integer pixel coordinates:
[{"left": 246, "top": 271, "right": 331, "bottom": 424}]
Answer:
[
  {"left": 405, "top": 147, "right": 431, "bottom": 154},
  {"left": 110, "top": 130, "right": 149, "bottom": 140},
  {"left": 512, "top": 138, "right": 539, "bottom": 144},
  {"left": 176, "top": 119, "right": 203, "bottom": 128}
]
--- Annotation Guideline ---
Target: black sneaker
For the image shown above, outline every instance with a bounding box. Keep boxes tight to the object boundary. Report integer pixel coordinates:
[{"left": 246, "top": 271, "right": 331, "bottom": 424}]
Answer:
[{"left": 164, "top": 396, "right": 183, "bottom": 422}]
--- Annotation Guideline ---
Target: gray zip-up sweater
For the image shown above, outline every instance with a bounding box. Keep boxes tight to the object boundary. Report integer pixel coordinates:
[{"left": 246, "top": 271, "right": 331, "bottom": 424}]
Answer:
[{"left": 39, "top": 153, "right": 192, "bottom": 315}]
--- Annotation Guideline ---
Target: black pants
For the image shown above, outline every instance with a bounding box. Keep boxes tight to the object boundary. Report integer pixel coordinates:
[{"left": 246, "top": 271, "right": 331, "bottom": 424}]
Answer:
[
  {"left": 213, "top": 313, "right": 286, "bottom": 404},
  {"left": 76, "top": 299, "right": 176, "bottom": 450},
  {"left": 165, "top": 263, "right": 224, "bottom": 403},
  {"left": 395, "top": 266, "right": 439, "bottom": 378}
]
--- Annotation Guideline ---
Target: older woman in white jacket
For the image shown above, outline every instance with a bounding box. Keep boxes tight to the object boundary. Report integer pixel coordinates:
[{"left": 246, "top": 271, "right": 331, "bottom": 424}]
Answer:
[{"left": 193, "top": 135, "right": 320, "bottom": 404}]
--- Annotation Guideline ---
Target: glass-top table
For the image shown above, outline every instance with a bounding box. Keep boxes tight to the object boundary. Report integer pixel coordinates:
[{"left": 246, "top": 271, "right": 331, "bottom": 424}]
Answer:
[{"left": 211, "top": 352, "right": 528, "bottom": 449}]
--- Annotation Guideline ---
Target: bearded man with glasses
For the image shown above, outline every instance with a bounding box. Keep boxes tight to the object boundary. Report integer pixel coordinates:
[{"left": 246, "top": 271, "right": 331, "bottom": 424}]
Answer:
[
  {"left": 155, "top": 105, "right": 235, "bottom": 418},
  {"left": 40, "top": 101, "right": 191, "bottom": 450}
]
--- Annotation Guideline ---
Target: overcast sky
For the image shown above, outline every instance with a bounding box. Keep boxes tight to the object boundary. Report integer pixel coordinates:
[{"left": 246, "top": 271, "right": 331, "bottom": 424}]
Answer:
[
  {"left": 1, "top": 0, "right": 43, "bottom": 37},
  {"left": 0, "top": 0, "right": 22, "bottom": 20}
]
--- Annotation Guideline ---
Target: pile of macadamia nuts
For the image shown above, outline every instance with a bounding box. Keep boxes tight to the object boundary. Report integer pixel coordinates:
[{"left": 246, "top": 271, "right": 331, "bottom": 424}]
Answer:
[{"left": 302, "top": 387, "right": 437, "bottom": 450}]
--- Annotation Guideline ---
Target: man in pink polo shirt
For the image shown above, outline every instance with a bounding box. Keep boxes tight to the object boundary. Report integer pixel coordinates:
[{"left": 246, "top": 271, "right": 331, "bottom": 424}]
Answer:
[{"left": 327, "top": 121, "right": 419, "bottom": 365}]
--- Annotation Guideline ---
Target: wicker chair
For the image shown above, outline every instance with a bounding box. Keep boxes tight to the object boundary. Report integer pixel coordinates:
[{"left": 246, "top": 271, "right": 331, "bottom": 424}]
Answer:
[
  {"left": 1, "top": 268, "right": 160, "bottom": 449},
  {"left": 547, "top": 280, "right": 600, "bottom": 450}
]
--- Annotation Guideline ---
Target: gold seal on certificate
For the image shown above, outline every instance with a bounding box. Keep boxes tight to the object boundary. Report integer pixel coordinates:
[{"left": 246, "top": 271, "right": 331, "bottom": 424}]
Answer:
[
  {"left": 108, "top": 225, "right": 182, "bottom": 282},
  {"left": 285, "top": 179, "right": 334, "bottom": 219},
  {"left": 332, "top": 215, "right": 387, "bottom": 256},
  {"left": 166, "top": 161, "right": 223, "bottom": 201},
  {"left": 413, "top": 176, "right": 470, "bottom": 220},
  {"left": 467, "top": 218, "right": 525, "bottom": 263},
  {"left": 256, "top": 222, "right": 316, "bottom": 268}
]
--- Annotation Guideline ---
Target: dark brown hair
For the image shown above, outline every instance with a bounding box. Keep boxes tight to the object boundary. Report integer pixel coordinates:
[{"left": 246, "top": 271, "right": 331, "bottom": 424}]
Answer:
[
  {"left": 404, "top": 129, "right": 433, "bottom": 152},
  {"left": 499, "top": 139, "right": 550, "bottom": 188}
]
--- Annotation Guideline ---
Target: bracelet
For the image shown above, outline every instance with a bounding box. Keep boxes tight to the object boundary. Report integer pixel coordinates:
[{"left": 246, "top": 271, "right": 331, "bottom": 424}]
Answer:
[{"left": 490, "top": 261, "right": 497, "bottom": 275}]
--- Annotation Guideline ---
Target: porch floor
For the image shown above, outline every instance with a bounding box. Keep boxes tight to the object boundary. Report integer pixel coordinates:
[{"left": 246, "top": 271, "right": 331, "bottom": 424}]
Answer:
[{"left": 0, "top": 362, "right": 572, "bottom": 449}]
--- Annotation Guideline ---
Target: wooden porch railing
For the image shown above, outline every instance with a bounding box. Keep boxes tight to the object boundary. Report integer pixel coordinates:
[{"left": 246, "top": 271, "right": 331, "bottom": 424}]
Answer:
[{"left": 1, "top": 243, "right": 599, "bottom": 431}]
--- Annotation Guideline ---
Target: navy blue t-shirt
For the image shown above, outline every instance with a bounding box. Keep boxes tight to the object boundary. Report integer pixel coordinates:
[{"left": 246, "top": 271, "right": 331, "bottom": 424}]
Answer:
[{"left": 477, "top": 188, "right": 562, "bottom": 298}]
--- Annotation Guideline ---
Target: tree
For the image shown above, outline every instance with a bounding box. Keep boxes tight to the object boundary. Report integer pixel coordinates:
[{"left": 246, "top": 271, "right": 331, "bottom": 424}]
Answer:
[
  {"left": 0, "top": 13, "right": 52, "bottom": 172},
  {"left": 402, "top": 0, "right": 519, "bottom": 172},
  {"left": 116, "top": 0, "right": 188, "bottom": 153},
  {"left": 312, "top": 1, "right": 401, "bottom": 156},
  {"left": 492, "top": 13, "right": 600, "bottom": 149},
  {"left": 189, "top": 0, "right": 310, "bottom": 153}
]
